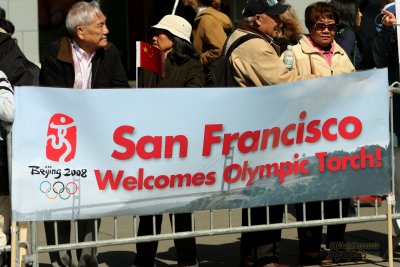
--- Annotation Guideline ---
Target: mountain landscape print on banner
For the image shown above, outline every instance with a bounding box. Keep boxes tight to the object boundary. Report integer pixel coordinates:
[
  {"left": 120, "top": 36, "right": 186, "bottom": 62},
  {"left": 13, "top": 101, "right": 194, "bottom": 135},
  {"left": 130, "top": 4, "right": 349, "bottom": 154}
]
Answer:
[{"left": 168, "top": 144, "right": 391, "bottom": 213}]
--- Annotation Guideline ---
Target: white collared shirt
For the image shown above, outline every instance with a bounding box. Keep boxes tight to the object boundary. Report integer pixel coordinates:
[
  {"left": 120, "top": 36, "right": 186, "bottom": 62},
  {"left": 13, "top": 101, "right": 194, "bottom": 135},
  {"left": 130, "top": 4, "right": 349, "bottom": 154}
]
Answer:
[{"left": 71, "top": 40, "right": 96, "bottom": 89}]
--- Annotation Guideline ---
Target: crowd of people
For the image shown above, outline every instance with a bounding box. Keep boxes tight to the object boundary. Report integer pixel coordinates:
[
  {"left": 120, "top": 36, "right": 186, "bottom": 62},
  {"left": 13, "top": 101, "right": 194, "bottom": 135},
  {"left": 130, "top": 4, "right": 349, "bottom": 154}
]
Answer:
[{"left": 0, "top": 0, "right": 398, "bottom": 266}]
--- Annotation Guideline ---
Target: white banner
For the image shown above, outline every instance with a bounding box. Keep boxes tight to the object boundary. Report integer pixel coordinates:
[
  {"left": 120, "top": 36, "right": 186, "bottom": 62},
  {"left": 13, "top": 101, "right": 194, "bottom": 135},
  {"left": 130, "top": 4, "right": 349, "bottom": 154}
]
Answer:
[{"left": 12, "top": 69, "right": 391, "bottom": 221}]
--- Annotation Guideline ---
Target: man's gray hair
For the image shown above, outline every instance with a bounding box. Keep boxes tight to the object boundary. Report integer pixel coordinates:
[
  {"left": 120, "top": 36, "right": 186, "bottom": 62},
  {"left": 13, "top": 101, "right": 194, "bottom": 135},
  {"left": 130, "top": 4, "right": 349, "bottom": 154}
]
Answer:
[{"left": 65, "top": 1, "right": 102, "bottom": 36}]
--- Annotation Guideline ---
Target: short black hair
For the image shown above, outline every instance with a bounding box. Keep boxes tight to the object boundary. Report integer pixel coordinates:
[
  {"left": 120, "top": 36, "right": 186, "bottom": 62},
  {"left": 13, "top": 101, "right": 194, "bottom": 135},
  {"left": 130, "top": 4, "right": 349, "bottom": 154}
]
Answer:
[
  {"left": 0, "top": 18, "right": 14, "bottom": 35},
  {"left": 331, "top": 0, "right": 360, "bottom": 31}
]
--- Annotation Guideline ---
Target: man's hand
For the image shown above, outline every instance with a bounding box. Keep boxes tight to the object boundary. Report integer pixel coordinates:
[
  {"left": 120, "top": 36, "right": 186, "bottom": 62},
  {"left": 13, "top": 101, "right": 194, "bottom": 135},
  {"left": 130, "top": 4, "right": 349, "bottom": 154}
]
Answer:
[{"left": 381, "top": 9, "right": 397, "bottom": 27}]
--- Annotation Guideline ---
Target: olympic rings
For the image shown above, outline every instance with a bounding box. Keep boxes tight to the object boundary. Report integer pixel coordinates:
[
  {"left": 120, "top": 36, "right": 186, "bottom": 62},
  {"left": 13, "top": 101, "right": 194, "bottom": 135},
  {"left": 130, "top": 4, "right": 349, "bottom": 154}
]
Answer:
[
  {"left": 39, "top": 180, "right": 78, "bottom": 200},
  {"left": 66, "top": 181, "right": 78, "bottom": 194}
]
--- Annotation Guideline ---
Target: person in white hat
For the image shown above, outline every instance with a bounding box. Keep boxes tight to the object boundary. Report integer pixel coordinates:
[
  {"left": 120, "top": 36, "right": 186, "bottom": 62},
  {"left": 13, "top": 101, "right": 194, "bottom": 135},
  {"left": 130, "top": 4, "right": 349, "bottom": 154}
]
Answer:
[
  {"left": 134, "top": 14, "right": 204, "bottom": 267},
  {"left": 137, "top": 14, "right": 205, "bottom": 88}
]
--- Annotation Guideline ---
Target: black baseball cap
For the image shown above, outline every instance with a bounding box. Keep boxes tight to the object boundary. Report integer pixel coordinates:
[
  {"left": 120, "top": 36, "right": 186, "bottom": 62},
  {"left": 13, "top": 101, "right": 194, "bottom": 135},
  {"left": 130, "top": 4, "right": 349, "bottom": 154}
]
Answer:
[{"left": 242, "top": 0, "right": 290, "bottom": 17}]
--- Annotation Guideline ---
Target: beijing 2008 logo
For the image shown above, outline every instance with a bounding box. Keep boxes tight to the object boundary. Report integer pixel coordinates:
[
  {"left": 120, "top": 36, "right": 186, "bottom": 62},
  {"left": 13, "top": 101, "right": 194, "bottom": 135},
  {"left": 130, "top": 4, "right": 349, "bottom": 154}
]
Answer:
[
  {"left": 38, "top": 113, "right": 80, "bottom": 200},
  {"left": 46, "top": 113, "right": 77, "bottom": 162}
]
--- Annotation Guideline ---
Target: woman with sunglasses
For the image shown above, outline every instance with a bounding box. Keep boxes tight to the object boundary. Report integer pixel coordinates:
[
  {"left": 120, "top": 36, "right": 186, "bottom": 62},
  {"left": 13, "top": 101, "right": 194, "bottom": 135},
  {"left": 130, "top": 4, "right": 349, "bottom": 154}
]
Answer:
[
  {"left": 291, "top": 2, "right": 355, "bottom": 265},
  {"left": 292, "top": 2, "right": 354, "bottom": 77}
]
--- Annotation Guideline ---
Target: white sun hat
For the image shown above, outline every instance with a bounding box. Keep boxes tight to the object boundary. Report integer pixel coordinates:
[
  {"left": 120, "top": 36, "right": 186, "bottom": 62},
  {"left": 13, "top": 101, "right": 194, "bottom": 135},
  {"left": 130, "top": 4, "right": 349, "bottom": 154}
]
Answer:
[{"left": 152, "top": 14, "right": 192, "bottom": 43}]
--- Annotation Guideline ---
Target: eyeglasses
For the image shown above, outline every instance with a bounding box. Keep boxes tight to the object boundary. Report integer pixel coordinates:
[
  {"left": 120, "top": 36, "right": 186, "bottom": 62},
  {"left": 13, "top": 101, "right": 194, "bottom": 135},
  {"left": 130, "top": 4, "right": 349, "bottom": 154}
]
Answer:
[{"left": 313, "top": 23, "right": 337, "bottom": 31}]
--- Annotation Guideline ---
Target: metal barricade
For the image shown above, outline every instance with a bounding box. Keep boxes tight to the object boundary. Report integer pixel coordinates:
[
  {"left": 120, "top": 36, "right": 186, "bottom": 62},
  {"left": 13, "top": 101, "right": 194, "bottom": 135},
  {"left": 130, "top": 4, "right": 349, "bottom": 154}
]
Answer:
[
  {"left": 20, "top": 201, "right": 392, "bottom": 267},
  {"left": 8, "top": 85, "right": 400, "bottom": 266}
]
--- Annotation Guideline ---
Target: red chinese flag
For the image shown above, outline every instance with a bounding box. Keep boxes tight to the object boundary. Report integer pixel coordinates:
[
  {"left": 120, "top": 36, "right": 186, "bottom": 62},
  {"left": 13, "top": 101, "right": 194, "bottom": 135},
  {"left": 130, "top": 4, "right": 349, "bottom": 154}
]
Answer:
[{"left": 136, "top": 41, "right": 165, "bottom": 77}]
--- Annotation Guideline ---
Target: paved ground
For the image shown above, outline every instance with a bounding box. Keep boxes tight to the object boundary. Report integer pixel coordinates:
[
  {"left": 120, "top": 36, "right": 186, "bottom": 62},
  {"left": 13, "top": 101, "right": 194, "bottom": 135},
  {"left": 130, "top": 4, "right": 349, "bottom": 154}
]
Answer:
[{"left": 35, "top": 203, "right": 400, "bottom": 267}]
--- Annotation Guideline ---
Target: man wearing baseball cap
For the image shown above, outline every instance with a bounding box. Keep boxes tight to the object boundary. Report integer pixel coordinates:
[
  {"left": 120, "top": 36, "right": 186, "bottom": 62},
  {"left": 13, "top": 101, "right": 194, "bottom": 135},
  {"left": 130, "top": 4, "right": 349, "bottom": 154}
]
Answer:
[
  {"left": 242, "top": 0, "right": 290, "bottom": 18},
  {"left": 224, "top": 0, "right": 317, "bottom": 266},
  {"left": 224, "top": 0, "right": 313, "bottom": 87}
]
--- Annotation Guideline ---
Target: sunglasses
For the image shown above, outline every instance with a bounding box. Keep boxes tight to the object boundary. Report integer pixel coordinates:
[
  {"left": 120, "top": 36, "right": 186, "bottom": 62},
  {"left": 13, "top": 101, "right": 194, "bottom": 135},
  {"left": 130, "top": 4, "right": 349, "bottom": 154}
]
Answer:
[{"left": 313, "top": 23, "right": 337, "bottom": 32}]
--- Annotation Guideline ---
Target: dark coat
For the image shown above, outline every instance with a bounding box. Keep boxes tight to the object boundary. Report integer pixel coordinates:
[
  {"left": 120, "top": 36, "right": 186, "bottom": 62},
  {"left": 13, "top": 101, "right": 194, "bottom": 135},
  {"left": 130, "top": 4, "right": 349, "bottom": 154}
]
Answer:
[
  {"left": 39, "top": 37, "right": 130, "bottom": 88},
  {"left": 373, "top": 24, "right": 400, "bottom": 137},
  {"left": 358, "top": 0, "right": 382, "bottom": 69},
  {"left": 373, "top": 25, "right": 398, "bottom": 84},
  {"left": 0, "top": 32, "right": 38, "bottom": 86},
  {"left": 0, "top": 32, "right": 38, "bottom": 195},
  {"left": 335, "top": 28, "right": 362, "bottom": 70},
  {"left": 138, "top": 56, "right": 205, "bottom": 88}
]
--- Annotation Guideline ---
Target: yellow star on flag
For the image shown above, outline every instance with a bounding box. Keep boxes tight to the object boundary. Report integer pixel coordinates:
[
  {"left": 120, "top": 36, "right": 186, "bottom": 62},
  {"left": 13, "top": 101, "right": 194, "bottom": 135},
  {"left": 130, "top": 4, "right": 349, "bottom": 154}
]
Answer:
[{"left": 137, "top": 41, "right": 165, "bottom": 76}]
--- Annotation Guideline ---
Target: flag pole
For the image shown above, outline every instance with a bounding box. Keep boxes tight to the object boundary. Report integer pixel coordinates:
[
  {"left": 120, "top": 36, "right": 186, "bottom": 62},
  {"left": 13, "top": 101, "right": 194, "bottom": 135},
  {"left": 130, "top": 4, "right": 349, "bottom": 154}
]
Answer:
[
  {"left": 135, "top": 41, "right": 139, "bottom": 88},
  {"left": 136, "top": 69, "right": 138, "bottom": 89},
  {"left": 172, "top": 0, "right": 179, "bottom": 15},
  {"left": 392, "top": 2, "right": 400, "bottom": 265}
]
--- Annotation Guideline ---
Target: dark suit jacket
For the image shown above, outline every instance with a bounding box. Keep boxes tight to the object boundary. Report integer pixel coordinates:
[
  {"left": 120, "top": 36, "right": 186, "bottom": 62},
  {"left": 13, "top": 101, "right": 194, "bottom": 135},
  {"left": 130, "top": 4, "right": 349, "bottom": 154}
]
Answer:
[{"left": 40, "top": 37, "right": 130, "bottom": 88}]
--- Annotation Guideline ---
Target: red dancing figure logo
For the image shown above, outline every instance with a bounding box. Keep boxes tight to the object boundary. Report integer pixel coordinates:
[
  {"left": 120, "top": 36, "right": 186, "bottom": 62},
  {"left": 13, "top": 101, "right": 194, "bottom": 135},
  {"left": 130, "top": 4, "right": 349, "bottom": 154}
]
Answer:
[{"left": 46, "top": 114, "right": 77, "bottom": 162}]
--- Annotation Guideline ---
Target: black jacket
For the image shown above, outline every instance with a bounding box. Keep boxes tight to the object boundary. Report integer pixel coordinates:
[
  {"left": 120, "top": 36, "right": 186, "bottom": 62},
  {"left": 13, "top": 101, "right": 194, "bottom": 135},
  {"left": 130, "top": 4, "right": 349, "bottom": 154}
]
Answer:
[
  {"left": 373, "top": 25, "right": 398, "bottom": 84},
  {"left": 373, "top": 24, "right": 400, "bottom": 137},
  {"left": 40, "top": 37, "right": 130, "bottom": 88},
  {"left": 0, "top": 32, "right": 33, "bottom": 195},
  {"left": 335, "top": 28, "right": 362, "bottom": 70},
  {"left": 138, "top": 56, "right": 205, "bottom": 88},
  {"left": 0, "top": 32, "right": 36, "bottom": 86}
]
